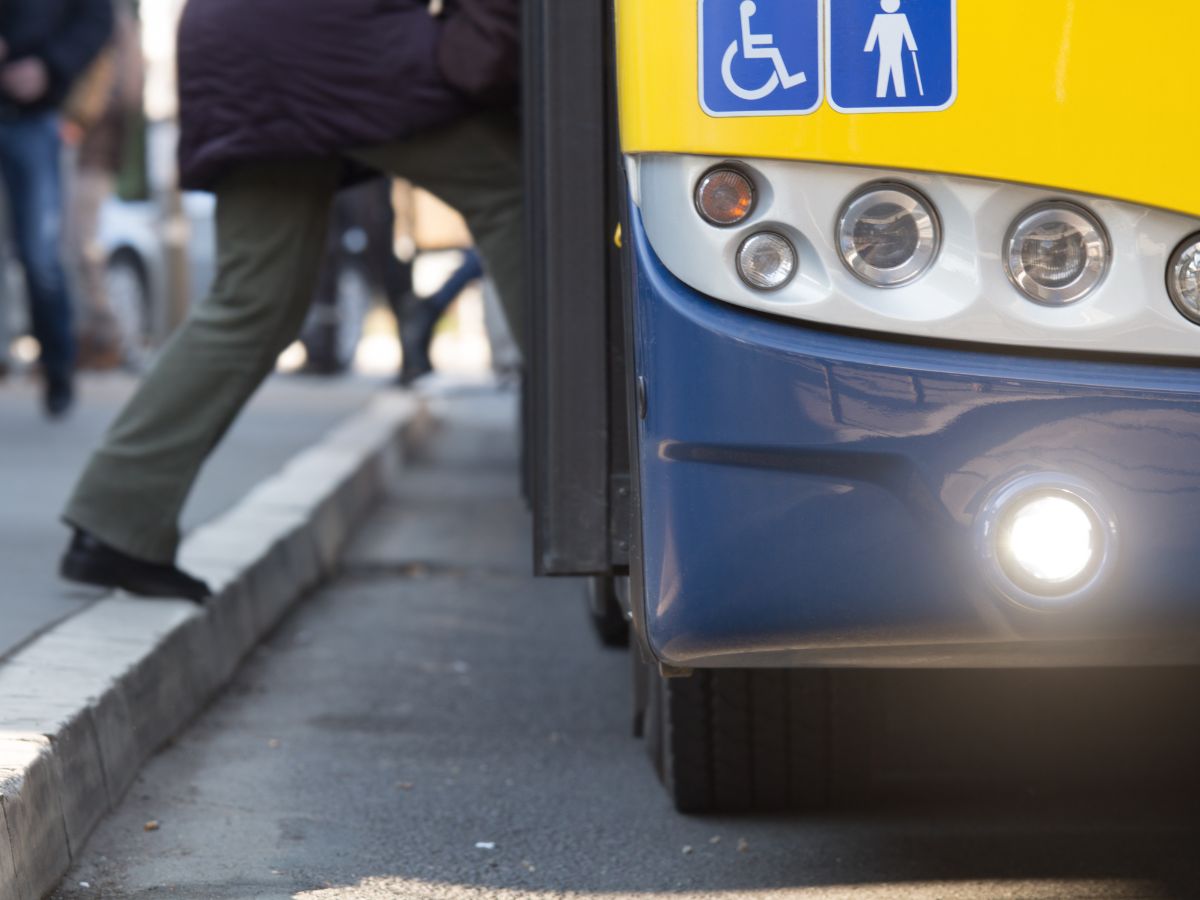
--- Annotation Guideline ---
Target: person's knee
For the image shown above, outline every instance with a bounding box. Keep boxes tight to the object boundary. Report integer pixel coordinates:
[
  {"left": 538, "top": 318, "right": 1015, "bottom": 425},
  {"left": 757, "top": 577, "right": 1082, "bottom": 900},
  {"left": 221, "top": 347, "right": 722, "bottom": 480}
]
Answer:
[{"left": 19, "top": 243, "right": 69, "bottom": 298}]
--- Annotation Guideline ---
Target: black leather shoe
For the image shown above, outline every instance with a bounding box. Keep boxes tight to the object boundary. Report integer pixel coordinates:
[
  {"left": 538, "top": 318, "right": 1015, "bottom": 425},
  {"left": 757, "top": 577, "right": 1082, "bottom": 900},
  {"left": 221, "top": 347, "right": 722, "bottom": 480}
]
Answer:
[{"left": 60, "top": 529, "right": 211, "bottom": 603}]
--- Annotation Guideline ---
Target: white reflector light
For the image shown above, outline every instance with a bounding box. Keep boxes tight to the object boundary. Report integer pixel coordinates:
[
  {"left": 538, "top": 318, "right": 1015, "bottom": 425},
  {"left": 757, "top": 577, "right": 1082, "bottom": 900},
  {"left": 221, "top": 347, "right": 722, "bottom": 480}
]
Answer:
[{"left": 736, "top": 232, "right": 796, "bottom": 291}]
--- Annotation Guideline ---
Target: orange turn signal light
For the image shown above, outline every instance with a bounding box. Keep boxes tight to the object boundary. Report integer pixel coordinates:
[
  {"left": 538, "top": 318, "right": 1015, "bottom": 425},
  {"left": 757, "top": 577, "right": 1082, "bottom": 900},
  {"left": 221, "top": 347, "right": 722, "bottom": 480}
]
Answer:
[{"left": 695, "top": 167, "right": 755, "bottom": 227}]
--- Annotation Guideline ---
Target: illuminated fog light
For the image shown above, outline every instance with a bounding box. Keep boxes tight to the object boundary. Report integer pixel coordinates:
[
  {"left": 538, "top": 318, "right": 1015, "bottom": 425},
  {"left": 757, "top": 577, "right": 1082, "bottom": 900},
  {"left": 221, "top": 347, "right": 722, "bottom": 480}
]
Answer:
[
  {"left": 1001, "top": 494, "right": 1095, "bottom": 586},
  {"left": 978, "top": 475, "right": 1117, "bottom": 610},
  {"left": 1005, "top": 202, "right": 1109, "bottom": 306},
  {"left": 837, "top": 182, "right": 940, "bottom": 287},
  {"left": 736, "top": 232, "right": 796, "bottom": 291},
  {"left": 695, "top": 167, "right": 756, "bottom": 227},
  {"left": 1167, "top": 233, "right": 1200, "bottom": 325}
]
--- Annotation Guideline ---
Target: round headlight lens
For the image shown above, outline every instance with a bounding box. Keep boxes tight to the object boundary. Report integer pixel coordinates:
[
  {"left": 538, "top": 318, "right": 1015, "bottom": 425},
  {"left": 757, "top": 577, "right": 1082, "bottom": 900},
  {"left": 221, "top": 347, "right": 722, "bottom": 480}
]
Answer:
[
  {"left": 1005, "top": 202, "right": 1109, "bottom": 306},
  {"left": 1167, "top": 234, "right": 1200, "bottom": 325},
  {"left": 695, "top": 167, "right": 755, "bottom": 227},
  {"left": 837, "top": 183, "right": 940, "bottom": 288},
  {"left": 736, "top": 232, "right": 796, "bottom": 291}
]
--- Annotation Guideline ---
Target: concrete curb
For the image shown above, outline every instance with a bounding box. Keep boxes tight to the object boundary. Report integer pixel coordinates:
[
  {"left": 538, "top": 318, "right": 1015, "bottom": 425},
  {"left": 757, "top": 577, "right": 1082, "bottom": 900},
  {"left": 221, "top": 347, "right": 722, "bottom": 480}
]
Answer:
[{"left": 0, "top": 392, "right": 429, "bottom": 900}]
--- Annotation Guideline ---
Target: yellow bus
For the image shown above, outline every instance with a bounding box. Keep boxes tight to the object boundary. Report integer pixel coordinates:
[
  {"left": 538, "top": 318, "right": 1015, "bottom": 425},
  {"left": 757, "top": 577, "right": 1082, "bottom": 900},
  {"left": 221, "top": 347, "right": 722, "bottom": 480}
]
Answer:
[{"left": 526, "top": 0, "right": 1200, "bottom": 812}]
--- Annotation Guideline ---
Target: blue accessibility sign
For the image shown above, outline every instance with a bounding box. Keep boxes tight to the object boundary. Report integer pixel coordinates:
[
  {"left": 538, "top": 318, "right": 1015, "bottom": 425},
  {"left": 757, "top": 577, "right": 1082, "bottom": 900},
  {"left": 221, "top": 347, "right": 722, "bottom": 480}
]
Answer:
[
  {"left": 826, "top": 0, "right": 957, "bottom": 113},
  {"left": 699, "top": 0, "right": 823, "bottom": 117}
]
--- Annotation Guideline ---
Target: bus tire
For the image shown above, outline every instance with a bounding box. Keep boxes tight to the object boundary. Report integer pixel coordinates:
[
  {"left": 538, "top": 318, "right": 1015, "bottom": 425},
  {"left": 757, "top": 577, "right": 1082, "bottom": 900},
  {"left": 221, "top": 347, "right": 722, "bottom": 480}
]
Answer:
[
  {"left": 586, "top": 576, "right": 630, "bottom": 647},
  {"left": 645, "top": 663, "right": 830, "bottom": 813}
]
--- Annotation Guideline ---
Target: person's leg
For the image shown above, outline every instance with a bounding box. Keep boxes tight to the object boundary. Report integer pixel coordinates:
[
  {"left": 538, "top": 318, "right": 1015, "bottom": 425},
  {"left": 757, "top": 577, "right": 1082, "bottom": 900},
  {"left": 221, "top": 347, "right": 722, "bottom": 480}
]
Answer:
[
  {"left": 0, "top": 113, "right": 77, "bottom": 405},
  {"left": 300, "top": 184, "right": 356, "bottom": 374},
  {"left": 395, "top": 247, "right": 486, "bottom": 384},
  {"left": 351, "top": 109, "right": 524, "bottom": 352},
  {"left": 425, "top": 249, "right": 484, "bottom": 320},
  {"left": 63, "top": 159, "right": 341, "bottom": 564},
  {"left": 361, "top": 178, "right": 415, "bottom": 311}
]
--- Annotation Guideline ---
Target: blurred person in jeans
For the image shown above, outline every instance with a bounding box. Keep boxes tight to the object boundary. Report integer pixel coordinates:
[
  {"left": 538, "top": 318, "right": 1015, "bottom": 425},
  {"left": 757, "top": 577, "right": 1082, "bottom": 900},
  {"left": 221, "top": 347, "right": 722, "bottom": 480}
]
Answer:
[
  {"left": 398, "top": 247, "right": 483, "bottom": 386},
  {"left": 63, "top": 0, "right": 143, "bottom": 371},
  {"left": 60, "top": 0, "right": 521, "bottom": 600},
  {"left": 0, "top": 0, "right": 114, "bottom": 415}
]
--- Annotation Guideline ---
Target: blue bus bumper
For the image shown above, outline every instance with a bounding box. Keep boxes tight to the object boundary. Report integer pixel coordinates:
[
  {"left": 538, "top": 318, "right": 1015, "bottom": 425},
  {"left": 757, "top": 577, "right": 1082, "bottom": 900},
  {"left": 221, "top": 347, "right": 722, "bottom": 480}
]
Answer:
[{"left": 629, "top": 213, "right": 1200, "bottom": 668}]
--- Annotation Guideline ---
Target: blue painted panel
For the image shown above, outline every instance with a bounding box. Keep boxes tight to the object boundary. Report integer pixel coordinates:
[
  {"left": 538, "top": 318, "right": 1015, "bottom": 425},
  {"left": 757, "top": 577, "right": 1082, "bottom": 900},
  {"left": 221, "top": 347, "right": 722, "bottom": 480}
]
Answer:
[{"left": 628, "top": 210, "right": 1200, "bottom": 665}]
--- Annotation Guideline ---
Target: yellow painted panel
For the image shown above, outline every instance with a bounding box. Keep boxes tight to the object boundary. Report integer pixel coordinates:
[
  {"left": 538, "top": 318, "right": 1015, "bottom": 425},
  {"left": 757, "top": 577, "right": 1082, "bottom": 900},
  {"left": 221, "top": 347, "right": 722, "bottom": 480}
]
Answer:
[{"left": 617, "top": 1, "right": 1198, "bottom": 216}]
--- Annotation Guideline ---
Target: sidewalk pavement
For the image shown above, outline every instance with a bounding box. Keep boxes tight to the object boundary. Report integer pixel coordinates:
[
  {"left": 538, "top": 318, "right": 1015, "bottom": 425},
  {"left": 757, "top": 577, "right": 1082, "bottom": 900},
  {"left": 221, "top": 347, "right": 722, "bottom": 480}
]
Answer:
[
  {"left": 0, "top": 371, "right": 375, "bottom": 661},
  {"left": 0, "top": 368, "right": 443, "bottom": 900}
]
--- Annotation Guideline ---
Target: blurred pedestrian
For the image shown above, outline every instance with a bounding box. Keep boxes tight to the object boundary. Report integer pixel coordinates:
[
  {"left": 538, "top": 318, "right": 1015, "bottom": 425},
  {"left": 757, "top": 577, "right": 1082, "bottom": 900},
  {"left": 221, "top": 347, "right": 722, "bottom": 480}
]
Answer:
[
  {"left": 0, "top": 0, "right": 114, "bottom": 415},
  {"left": 60, "top": 0, "right": 521, "bottom": 600},
  {"left": 63, "top": 0, "right": 144, "bottom": 371},
  {"left": 302, "top": 179, "right": 485, "bottom": 386},
  {"left": 301, "top": 177, "right": 415, "bottom": 376},
  {"left": 398, "top": 247, "right": 483, "bottom": 386}
]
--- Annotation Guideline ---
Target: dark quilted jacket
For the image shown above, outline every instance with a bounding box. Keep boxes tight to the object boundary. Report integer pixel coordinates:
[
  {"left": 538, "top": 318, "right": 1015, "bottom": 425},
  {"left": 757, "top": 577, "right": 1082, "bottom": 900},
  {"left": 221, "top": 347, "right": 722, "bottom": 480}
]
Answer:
[
  {"left": 176, "top": 0, "right": 520, "bottom": 191},
  {"left": 0, "top": 0, "right": 113, "bottom": 117}
]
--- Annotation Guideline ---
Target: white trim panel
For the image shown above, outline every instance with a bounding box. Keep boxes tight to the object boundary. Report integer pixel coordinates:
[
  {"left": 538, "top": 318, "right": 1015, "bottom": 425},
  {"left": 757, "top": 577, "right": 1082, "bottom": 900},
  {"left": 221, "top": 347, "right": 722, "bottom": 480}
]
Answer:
[{"left": 634, "top": 153, "right": 1200, "bottom": 359}]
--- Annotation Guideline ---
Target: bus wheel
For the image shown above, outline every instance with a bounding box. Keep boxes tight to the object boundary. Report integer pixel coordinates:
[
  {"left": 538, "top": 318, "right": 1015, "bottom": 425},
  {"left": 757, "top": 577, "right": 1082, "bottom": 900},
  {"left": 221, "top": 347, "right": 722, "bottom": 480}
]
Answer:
[
  {"left": 585, "top": 576, "right": 630, "bottom": 648},
  {"left": 644, "top": 664, "right": 830, "bottom": 813}
]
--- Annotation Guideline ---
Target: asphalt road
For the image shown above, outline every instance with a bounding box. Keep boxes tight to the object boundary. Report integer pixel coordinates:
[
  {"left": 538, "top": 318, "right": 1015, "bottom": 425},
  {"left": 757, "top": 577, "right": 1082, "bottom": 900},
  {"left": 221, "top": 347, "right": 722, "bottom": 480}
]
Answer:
[{"left": 53, "top": 390, "right": 1200, "bottom": 899}]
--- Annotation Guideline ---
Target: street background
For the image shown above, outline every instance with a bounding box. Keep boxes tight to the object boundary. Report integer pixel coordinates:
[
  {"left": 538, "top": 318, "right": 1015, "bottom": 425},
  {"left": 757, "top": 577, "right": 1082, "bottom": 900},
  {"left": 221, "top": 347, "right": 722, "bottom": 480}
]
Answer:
[{"left": 2, "top": 3, "right": 1200, "bottom": 899}]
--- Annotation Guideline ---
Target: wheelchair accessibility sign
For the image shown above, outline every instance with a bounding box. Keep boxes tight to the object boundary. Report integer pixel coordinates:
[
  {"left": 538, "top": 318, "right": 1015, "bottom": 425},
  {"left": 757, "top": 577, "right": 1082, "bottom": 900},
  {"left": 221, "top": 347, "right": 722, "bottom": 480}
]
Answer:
[
  {"left": 699, "top": 0, "right": 956, "bottom": 117},
  {"left": 699, "top": 0, "right": 823, "bottom": 116}
]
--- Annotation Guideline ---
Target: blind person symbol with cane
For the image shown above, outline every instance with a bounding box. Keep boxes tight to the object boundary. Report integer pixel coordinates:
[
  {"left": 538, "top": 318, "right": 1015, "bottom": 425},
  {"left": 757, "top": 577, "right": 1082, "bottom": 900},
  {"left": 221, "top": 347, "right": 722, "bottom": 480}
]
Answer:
[{"left": 826, "top": 0, "right": 956, "bottom": 113}]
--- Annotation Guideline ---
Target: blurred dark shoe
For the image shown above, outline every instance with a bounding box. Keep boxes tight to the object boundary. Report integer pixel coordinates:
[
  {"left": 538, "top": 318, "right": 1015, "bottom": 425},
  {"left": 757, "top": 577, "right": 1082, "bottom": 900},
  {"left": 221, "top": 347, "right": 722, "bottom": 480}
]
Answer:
[
  {"left": 60, "top": 529, "right": 211, "bottom": 603},
  {"left": 398, "top": 297, "right": 437, "bottom": 387},
  {"left": 44, "top": 377, "right": 74, "bottom": 418}
]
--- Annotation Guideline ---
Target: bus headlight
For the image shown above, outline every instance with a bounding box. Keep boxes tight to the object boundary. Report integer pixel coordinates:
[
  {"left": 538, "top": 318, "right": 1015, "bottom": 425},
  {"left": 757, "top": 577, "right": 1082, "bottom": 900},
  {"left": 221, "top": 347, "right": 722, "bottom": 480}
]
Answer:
[
  {"left": 1005, "top": 202, "right": 1109, "bottom": 306},
  {"left": 1167, "top": 234, "right": 1200, "bottom": 325},
  {"left": 695, "top": 167, "right": 756, "bottom": 227},
  {"left": 737, "top": 232, "right": 796, "bottom": 291},
  {"left": 837, "top": 183, "right": 940, "bottom": 288}
]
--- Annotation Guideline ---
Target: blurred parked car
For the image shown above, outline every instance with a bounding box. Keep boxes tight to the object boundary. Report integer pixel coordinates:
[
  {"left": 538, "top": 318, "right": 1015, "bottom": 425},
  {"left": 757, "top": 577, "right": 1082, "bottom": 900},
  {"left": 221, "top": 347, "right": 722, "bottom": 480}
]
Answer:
[{"left": 98, "top": 190, "right": 216, "bottom": 362}]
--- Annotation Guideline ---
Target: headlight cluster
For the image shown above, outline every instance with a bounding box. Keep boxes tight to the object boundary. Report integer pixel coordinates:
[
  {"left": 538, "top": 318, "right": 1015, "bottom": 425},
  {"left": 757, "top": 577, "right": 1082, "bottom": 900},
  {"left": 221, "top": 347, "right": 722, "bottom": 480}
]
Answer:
[{"left": 693, "top": 169, "right": 1199, "bottom": 323}]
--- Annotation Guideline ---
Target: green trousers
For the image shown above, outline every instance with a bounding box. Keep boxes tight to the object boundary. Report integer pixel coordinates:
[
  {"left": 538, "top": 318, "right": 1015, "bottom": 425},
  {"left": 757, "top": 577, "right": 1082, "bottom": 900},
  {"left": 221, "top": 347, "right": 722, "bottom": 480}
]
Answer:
[{"left": 63, "top": 112, "right": 523, "bottom": 564}]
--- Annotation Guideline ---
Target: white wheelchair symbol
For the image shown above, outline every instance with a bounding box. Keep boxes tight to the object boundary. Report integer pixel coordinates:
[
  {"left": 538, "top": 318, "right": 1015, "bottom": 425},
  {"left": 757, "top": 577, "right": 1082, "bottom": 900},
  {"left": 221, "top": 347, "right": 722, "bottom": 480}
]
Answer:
[{"left": 721, "top": 0, "right": 808, "bottom": 101}]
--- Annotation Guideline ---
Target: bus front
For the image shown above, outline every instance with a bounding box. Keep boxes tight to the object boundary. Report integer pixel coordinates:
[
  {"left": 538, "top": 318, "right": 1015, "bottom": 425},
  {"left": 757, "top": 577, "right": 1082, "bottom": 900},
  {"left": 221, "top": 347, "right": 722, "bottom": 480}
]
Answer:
[{"left": 615, "top": 0, "right": 1200, "bottom": 809}]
